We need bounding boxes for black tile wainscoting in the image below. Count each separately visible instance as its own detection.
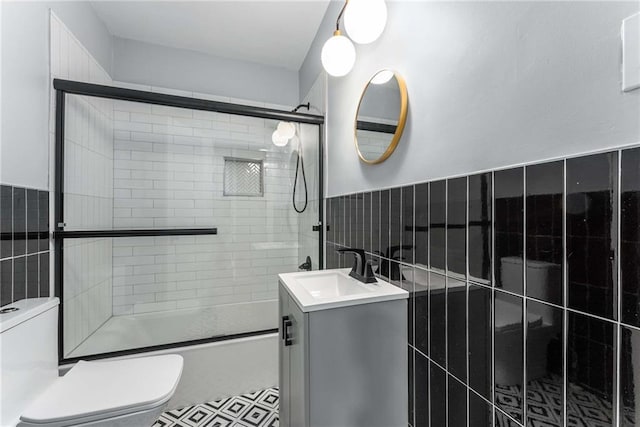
[0,185,50,307]
[325,147,640,427]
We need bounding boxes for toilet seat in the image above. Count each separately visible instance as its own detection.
[20,355,183,426]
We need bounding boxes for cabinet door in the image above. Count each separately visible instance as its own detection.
[288,299,307,426]
[278,285,291,427]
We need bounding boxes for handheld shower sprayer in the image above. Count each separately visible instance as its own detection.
[290,103,310,213]
[271,103,311,213]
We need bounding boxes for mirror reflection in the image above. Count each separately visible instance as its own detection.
[355,70,407,164]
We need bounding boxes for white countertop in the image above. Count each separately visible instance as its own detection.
[279,268,408,313]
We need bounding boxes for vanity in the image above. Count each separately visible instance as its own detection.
[278,268,408,427]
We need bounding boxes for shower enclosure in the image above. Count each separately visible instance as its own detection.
[53,79,324,362]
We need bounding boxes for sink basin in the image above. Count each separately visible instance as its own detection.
[296,271,375,299]
[279,269,408,312]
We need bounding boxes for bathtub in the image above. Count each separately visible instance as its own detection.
[62,301,279,410]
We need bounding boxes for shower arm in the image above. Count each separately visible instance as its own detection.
[292,103,310,113]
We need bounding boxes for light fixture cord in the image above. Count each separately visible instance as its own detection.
[336,0,349,31]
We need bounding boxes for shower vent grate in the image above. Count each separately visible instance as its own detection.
[223,157,264,197]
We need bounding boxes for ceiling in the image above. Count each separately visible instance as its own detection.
[90,1,331,71]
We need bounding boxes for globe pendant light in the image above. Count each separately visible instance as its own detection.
[321,30,356,77]
[344,0,387,45]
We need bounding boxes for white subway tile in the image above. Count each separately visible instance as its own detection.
[113,217,154,228]
[114,120,153,133]
[155,290,197,302]
[133,282,177,295]
[154,199,194,209]
[134,301,177,314]
[131,112,171,125]
[131,132,173,144]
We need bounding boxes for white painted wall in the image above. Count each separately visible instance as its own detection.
[112,37,300,108]
[301,1,640,197]
[1,1,112,191]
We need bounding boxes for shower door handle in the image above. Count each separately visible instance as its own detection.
[282,316,293,346]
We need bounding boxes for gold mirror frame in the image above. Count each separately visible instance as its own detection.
[354,70,408,165]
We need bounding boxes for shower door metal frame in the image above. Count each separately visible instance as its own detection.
[53,78,325,364]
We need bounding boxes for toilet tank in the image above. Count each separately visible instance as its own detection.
[500,257,561,322]
[0,298,59,426]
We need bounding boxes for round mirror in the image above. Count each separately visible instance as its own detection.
[354,70,408,164]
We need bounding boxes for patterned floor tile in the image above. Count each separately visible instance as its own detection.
[154,388,279,427]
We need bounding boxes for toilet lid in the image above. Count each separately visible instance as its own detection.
[20,355,183,424]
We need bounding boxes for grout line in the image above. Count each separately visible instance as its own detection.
[444,179,449,427]
[615,149,622,427]
[491,170,496,418]
[0,251,51,262]
[427,268,432,427]
[563,158,568,427]
[522,166,528,426]
[465,176,470,427]
[496,407,526,427]
[427,183,431,272]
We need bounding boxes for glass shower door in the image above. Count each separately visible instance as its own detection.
[54,83,323,361]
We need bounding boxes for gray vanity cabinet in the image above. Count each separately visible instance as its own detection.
[279,284,307,427]
[278,281,408,427]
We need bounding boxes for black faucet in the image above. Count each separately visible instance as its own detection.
[336,248,377,284]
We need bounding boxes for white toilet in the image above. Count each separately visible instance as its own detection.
[496,257,561,385]
[0,298,183,427]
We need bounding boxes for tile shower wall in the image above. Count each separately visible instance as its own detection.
[50,12,114,355]
[325,147,640,427]
[109,99,299,315]
[0,185,50,307]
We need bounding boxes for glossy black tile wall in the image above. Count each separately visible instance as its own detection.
[494,168,524,295]
[430,272,446,367]
[363,192,371,254]
[391,188,402,254]
[620,326,639,426]
[566,152,617,320]
[469,284,492,401]
[0,185,50,307]
[415,183,429,267]
[448,374,468,426]
[469,173,492,284]
[448,277,467,383]
[526,161,563,305]
[402,186,414,264]
[430,181,446,271]
[414,349,428,427]
[325,147,640,427]
[526,299,563,425]
[494,291,524,423]
[567,312,615,425]
[621,148,640,327]
[414,268,428,355]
